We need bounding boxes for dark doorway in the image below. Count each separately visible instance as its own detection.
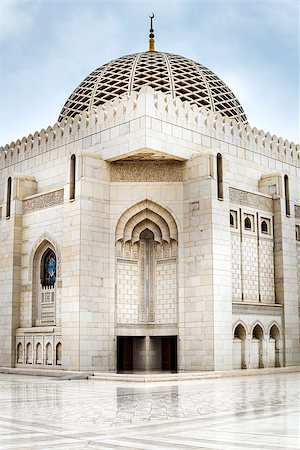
[117,337,133,372]
[162,336,177,372]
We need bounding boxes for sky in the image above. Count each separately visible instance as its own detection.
[0,0,299,146]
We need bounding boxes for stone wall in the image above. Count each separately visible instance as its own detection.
[116,260,139,323]
[156,259,177,324]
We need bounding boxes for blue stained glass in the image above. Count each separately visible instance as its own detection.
[48,257,56,278]
[42,250,56,287]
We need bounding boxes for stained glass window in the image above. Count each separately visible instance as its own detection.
[41,249,56,287]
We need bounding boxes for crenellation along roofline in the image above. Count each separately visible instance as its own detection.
[0,86,299,170]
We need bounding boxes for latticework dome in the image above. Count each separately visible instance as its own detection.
[59,51,247,123]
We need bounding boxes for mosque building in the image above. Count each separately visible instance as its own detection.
[0,19,299,373]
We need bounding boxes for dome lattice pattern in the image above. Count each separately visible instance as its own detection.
[59,52,247,123]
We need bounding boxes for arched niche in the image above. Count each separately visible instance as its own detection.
[26,342,32,364]
[233,323,247,369]
[56,342,62,365]
[16,342,23,364]
[251,323,264,369]
[45,342,53,365]
[269,323,281,368]
[115,200,178,324]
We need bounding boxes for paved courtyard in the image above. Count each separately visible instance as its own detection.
[0,372,299,449]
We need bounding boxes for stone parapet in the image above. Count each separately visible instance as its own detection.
[1,86,299,169]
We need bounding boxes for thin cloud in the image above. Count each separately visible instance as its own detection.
[0,1,35,43]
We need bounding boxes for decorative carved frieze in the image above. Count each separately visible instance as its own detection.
[295,205,300,220]
[156,258,177,265]
[232,302,282,316]
[110,161,183,182]
[23,189,64,214]
[230,188,273,212]
[116,258,138,265]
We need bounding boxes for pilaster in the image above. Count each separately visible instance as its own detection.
[273,193,300,366]
[183,151,232,371]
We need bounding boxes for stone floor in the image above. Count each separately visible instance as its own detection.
[0,372,299,449]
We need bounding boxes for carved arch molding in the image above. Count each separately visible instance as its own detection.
[115,200,178,324]
[29,232,62,281]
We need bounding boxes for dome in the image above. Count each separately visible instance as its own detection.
[58,51,247,123]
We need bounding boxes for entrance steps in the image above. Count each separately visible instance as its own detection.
[91,365,300,382]
[0,366,299,382]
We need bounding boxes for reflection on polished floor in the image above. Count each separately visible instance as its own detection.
[0,372,299,449]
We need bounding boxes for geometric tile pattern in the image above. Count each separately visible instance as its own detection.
[242,235,259,302]
[0,372,299,449]
[298,246,300,303]
[231,233,242,301]
[231,231,275,304]
[59,52,248,124]
[156,261,177,323]
[259,238,275,303]
[117,261,139,323]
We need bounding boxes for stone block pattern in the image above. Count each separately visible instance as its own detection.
[155,260,177,324]
[231,233,242,301]
[259,239,275,303]
[116,261,139,323]
[297,245,300,304]
[242,236,258,302]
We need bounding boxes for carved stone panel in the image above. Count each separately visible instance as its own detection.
[23,189,64,214]
[295,205,300,220]
[110,161,183,182]
[230,188,273,212]
[232,302,282,316]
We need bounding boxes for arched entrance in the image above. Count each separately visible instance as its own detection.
[115,200,178,372]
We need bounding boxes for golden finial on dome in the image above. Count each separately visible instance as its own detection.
[149,13,155,51]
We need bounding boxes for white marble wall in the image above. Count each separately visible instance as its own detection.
[0,87,299,371]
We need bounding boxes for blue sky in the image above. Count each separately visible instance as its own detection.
[0,0,299,146]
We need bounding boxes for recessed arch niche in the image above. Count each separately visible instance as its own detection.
[115,200,178,324]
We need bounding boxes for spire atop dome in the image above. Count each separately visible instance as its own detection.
[149,13,155,51]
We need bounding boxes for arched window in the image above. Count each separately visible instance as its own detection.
[217,153,223,200]
[69,154,76,201]
[284,175,290,216]
[261,220,268,234]
[40,249,56,287]
[56,342,62,365]
[244,217,252,230]
[6,177,12,218]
